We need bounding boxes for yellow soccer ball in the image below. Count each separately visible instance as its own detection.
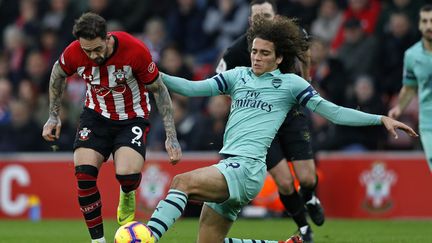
[114,221,155,243]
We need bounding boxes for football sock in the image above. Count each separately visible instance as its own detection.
[116,173,142,193]
[147,189,188,241]
[299,174,318,202]
[224,239,284,243]
[75,165,103,240]
[91,236,106,243]
[279,191,308,228]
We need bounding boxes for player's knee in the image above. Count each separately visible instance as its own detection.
[298,173,317,187]
[75,165,99,196]
[116,173,142,193]
[275,177,295,194]
[170,173,191,192]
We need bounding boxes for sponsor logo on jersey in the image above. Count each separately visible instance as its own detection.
[82,73,94,82]
[231,90,273,112]
[92,84,126,97]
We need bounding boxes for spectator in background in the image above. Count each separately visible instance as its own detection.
[86,0,120,22]
[148,96,198,151]
[118,0,157,33]
[190,95,230,151]
[39,27,61,68]
[310,0,343,44]
[24,50,50,93]
[0,99,46,152]
[0,1,19,43]
[41,0,77,49]
[0,78,13,124]
[166,0,210,64]
[138,18,167,63]
[158,43,207,112]
[375,0,425,36]
[278,0,320,30]
[17,78,40,113]
[15,0,40,46]
[310,38,348,105]
[336,18,379,81]
[159,43,194,80]
[3,25,28,85]
[331,0,381,51]
[0,52,10,80]
[314,75,387,151]
[203,0,249,62]
[377,12,417,98]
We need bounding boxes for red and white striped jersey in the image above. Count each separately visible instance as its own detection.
[59,31,159,120]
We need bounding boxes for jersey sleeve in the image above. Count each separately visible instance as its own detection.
[132,43,159,84]
[402,51,417,87]
[290,75,382,126]
[290,75,323,110]
[58,42,80,76]
[162,69,238,97]
[313,99,382,126]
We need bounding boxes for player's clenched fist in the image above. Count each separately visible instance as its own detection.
[42,116,62,141]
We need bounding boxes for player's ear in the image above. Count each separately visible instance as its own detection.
[276,56,283,65]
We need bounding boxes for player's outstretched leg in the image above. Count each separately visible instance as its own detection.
[299,175,325,226]
[116,173,142,225]
[224,235,303,243]
[147,189,188,241]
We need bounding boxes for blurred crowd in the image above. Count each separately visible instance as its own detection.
[0,0,428,153]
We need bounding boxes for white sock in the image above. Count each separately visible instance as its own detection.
[306,195,319,205]
[299,225,309,235]
[91,237,106,243]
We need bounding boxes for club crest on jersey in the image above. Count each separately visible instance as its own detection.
[78,127,91,141]
[113,68,127,84]
[272,78,282,88]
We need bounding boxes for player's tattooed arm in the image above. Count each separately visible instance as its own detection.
[42,61,68,141]
[49,61,67,118]
[146,76,182,164]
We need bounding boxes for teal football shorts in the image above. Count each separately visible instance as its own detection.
[205,155,266,221]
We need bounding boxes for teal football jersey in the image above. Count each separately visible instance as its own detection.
[162,67,381,162]
[403,41,432,129]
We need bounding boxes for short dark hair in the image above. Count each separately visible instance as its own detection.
[247,15,308,73]
[421,4,432,12]
[72,12,107,40]
[250,0,277,13]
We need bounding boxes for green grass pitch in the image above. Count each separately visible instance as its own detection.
[1,218,431,242]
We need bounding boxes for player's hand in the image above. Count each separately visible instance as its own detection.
[165,136,182,165]
[388,106,402,119]
[381,116,418,139]
[42,116,62,141]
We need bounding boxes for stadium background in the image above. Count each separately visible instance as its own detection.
[1,0,432,242]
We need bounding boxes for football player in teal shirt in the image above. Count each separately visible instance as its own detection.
[389,4,432,172]
[147,15,418,243]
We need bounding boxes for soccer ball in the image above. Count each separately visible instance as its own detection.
[114,221,155,243]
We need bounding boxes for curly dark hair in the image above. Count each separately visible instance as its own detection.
[72,12,107,40]
[247,14,309,73]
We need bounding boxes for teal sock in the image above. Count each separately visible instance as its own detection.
[147,189,188,241]
[224,238,281,243]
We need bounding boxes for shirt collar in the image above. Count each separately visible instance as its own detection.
[247,68,282,77]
